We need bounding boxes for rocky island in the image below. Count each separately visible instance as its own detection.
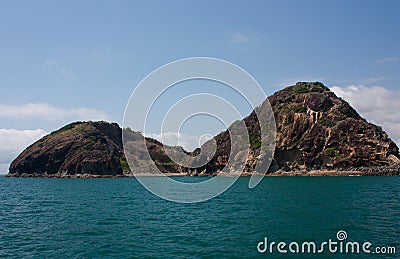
[6,82,400,177]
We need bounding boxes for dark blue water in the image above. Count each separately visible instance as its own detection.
[0,176,399,258]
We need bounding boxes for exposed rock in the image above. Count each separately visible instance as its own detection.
[8,121,124,177]
[271,82,399,170]
[196,82,400,174]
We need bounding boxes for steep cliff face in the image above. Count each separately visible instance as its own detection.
[269,82,399,170]
[197,82,400,173]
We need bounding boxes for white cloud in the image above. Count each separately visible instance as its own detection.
[43,60,76,79]
[231,32,250,43]
[331,85,400,146]
[0,163,9,174]
[144,132,212,152]
[229,31,261,45]
[0,128,47,152]
[364,76,386,83]
[0,103,110,122]
[0,128,47,174]
[376,57,398,63]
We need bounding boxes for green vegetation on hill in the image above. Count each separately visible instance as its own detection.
[285,81,328,94]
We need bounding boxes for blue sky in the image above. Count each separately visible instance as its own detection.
[0,0,399,172]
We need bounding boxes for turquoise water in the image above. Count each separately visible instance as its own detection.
[0,176,399,258]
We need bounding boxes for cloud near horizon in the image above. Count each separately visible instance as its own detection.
[144,131,213,152]
[0,103,110,174]
[331,85,400,146]
[0,103,110,122]
[0,128,47,174]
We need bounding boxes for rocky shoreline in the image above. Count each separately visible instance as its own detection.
[6,166,400,178]
[4,173,126,178]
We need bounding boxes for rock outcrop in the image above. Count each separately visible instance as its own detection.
[270,82,399,170]
[8,121,125,177]
[197,82,400,174]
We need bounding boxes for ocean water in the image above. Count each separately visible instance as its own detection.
[0,176,399,258]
